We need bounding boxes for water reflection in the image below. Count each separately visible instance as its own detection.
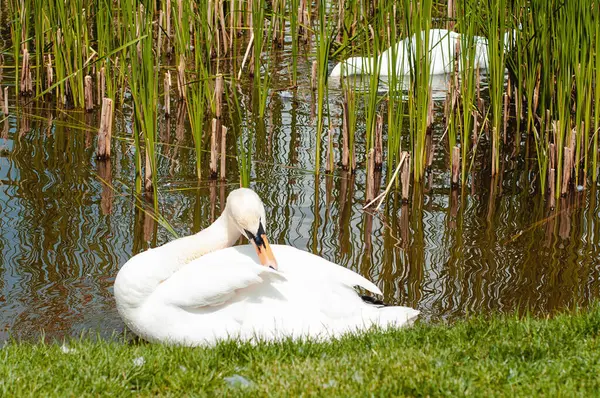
[0,76,599,343]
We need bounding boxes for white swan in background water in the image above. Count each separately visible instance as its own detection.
[330,28,515,78]
[114,188,419,346]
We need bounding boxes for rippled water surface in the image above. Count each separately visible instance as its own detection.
[1,54,600,343]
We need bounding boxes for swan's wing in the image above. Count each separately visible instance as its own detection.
[271,245,383,296]
[151,258,285,309]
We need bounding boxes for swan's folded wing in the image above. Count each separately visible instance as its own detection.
[273,245,383,296]
[151,260,284,309]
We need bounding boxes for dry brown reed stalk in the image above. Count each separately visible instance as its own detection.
[549,168,556,208]
[210,118,219,178]
[341,97,349,170]
[215,74,224,119]
[164,71,171,117]
[144,151,153,195]
[325,128,333,172]
[157,10,164,59]
[451,146,460,187]
[2,87,7,116]
[97,98,114,159]
[46,55,53,91]
[366,148,376,202]
[401,151,411,202]
[298,0,309,42]
[218,0,230,54]
[238,34,254,79]
[491,127,498,175]
[20,49,32,96]
[175,102,186,141]
[425,133,434,168]
[177,57,186,100]
[166,0,172,56]
[375,114,383,169]
[271,0,282,46]
[336,0,344,43]
[447,0,455,30]
[502,92,509,144]
[220,125,227,180]
[96,70,101,104]
[84,75,94,111]
[561,146,573,195]
[99,67,106,105]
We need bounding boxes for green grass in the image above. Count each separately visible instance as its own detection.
[2,306,600,396]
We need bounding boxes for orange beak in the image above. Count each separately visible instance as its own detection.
[250,233,278,270]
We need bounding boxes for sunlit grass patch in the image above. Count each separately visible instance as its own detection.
[2,305,600,396]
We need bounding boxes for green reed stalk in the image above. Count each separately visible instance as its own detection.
[43,0,89,107]
[186,79,206,180]
[314,0,335,173]
[173,0,191,72]
[33,0,45,96]
[573,2,594,186]
[456,1,478,183]
[251,0,272,119]
[186,4,210,180]
[385,4,405,179]
[125,1,159,205]
[363,10,382,156]
[404,0,432,181]
[8,0,24,92]
[227,83,252,187]
[515,1,546,193]
[485,0,508,176]
[251,0,265,88]
[95,0,115,100]
[289,0,299,85]
[552,0,583,196]
[594,20,600,182]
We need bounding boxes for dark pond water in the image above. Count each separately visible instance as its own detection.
[1,46,600,343]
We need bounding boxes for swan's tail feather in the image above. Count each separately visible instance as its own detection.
[370,306,420,329]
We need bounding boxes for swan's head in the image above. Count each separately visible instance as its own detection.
[226,188,278,270]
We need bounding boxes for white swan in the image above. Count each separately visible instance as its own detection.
[114,188,419,346]
[330,28,514,78]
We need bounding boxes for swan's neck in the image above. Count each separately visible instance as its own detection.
[114,213,241,310]
[168,214,242,265]
[331,56,375,77]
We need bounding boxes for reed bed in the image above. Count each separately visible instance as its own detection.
[2,0,599,208]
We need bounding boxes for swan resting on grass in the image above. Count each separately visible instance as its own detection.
[330,28,514,78]
[114,188,419,346]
